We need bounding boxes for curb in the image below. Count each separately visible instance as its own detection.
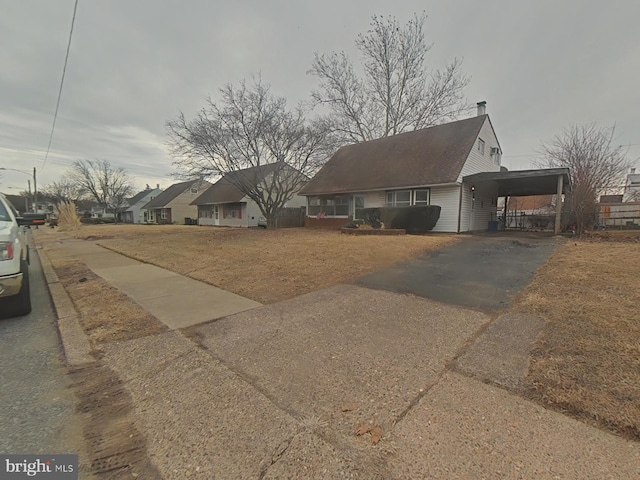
[35,244,95,367]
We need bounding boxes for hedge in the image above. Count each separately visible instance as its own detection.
[358,206,441,233]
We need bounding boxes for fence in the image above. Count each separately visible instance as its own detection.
[597,202,640,229]
[275,207,306,228]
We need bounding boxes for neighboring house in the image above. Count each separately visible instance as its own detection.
[498,194,556,230]
[122,186,163,224]
[299,103,504,232]
[599,194,624,204]
[142,179,211,225]
[192,164,307,227]
[90,206,115,219]
[622,168,640,203]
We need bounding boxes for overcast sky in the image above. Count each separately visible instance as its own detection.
[1,0,639,193]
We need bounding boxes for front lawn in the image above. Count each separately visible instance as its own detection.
[95,227,458,304]
[513,240,640,439]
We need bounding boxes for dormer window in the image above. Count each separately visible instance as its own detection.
[477,138,485,155]
[190,188,198,194]
[490,147,501,165]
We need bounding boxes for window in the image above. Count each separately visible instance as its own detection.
[160,209,168,220]
[386,189,430,206]
[414,190,429,205]
[223,204,242,219]
[478,138,485,155]
[307,196,349,216]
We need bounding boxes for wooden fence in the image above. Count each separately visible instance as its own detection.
[275,207,306,228]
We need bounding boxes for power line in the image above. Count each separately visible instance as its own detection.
[42,0,79,170]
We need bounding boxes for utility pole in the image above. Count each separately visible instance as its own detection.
[28,179,32,212]
[33,167,38,213]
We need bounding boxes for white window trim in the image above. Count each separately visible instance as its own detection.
[478,138,485,155]
[386,188,430,207]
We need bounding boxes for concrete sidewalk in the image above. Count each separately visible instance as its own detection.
[101,286,640,479]
[56,240,261,329]
[49,238,640,478]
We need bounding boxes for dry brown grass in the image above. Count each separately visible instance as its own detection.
[44,246,168,346]
[57,201,81,231]
[96,227,458,304]
[513,240,640,439]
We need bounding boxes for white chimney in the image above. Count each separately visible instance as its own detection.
[477,101,487,116]
[157,183,160,189]
[631,168,636,174]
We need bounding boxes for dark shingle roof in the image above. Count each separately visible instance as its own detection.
[299,115,487,195]
[143,180,200,209]
[191,164,281,205]
[128,189,154,205]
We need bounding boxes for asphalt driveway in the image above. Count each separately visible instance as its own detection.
[358,233,563,311]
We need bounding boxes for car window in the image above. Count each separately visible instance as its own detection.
[0,198,10,222]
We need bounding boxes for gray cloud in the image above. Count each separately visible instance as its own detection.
[1,0,639,192]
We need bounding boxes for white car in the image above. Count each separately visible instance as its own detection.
[0,193,40,317]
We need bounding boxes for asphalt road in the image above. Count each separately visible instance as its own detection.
[358,233,562,311]
[0,236,81,455]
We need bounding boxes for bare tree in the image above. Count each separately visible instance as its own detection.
[42,177,85,205]
[167,77,328,228]
[309,13,471,144]
[539,123,631,234]
[68,159,134,224]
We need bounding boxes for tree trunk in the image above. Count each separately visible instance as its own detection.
[266,212,278,229]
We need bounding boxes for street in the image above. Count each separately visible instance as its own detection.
[0,236,82,456]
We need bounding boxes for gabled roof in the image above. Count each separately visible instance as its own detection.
[299,115,488,196]
[128,188,155,206]
[191,164,295,205]
[143,180,200,209]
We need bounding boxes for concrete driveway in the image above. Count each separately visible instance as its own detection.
[358,233,563,311]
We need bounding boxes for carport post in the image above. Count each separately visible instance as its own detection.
[554,174,563,234]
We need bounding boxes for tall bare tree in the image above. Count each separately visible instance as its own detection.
[42,177,85,205]
[68,159,134,224]
[167,77,329,228]
[309,13,471,144]
[539,123,630,234]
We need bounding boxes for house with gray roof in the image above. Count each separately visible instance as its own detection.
[141,179,211,224]
[299,103,504,232]
[191,164,307,227]
[121,186,163,224]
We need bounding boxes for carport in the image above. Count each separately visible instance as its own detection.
[464,168,571,234]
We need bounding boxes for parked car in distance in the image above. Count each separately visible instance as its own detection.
[258,217,267,228]
[0,194,43,317]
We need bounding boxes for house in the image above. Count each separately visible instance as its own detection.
[141,179,211,225]
[622,168,640,202]
[499,194,556,230]
[192,164,307,227]
[121,186,163,224]
[299,102,505,232]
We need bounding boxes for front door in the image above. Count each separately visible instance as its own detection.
[353,195,365,220]
[214,205,219,226]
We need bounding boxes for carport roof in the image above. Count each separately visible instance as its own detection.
[463,168,571,197]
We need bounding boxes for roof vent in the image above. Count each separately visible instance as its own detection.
[477,101,487,116]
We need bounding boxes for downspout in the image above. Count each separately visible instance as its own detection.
[457,183,463,233]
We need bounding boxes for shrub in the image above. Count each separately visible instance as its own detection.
[359,208,383,229]
[381,206,441,233]
[57,201,81,231]
[343,219,364,229]
[79,217,116,224]
[357,206,441,233]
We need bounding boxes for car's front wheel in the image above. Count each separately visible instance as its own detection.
[3,260,32,317]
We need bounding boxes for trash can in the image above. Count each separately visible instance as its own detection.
[488,220,499,231]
